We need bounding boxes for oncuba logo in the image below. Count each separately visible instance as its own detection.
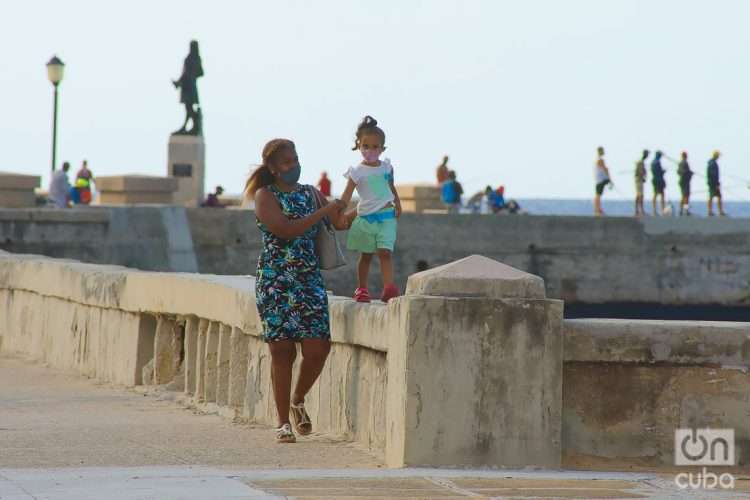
[674,429,735,490]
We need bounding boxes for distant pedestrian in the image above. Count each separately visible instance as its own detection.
[707,150,726,216]
[202,185,225,207]
[594,146,612,216]
[48,162,71,208]
[634,149,648,216]
[441,170,463,213]
[74,160,94,205]
[677,151,693,216]
[317,172,332,198]
[436,155,449,185]
[651,151,666,215]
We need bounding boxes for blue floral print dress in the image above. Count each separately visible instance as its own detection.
[255,184,330,343]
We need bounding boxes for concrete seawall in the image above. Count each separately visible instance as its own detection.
[2,207,749,313]
[2,250,749,469]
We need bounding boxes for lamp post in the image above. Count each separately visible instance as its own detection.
[46,56,65,173]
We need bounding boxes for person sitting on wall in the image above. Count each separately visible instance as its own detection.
[202,185,225,208]
[485,185,505,213]
[48,162,72,208]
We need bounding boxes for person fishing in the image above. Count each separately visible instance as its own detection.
[707,150,727,216]
[593,146,613,216]
[634,149,649,216]
[651,151,667,215]
[677,151,694,216]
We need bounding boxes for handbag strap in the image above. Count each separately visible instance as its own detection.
[307,185,332,228]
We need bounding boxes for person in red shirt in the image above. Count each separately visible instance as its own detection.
[317,171,332,198]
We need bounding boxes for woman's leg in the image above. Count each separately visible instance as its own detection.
[292,339,331,405]
[268,340,296,427]
[358,253,373,289]
[377,249,394,286]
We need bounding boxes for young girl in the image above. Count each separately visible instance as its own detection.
[341,116,402,303]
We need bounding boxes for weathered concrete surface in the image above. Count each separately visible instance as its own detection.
[2,207,750,308]
[563,318,750,469]
[0,172,40,208]
[0,355,380,469]
[386,257,563,468]
[96,175,177,205]
[5,356,742,497]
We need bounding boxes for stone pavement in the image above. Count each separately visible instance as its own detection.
[2,355,750,499]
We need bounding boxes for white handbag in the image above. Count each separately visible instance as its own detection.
[307,186,347,270]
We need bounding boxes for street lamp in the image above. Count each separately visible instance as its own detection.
[46,55,65,173]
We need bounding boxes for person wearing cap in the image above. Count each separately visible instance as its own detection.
[677,151,694,216]
[651,151,667,215]
[202,185,225,208]
[707,151,726,216]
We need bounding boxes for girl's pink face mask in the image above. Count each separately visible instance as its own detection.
[361,148,382,163]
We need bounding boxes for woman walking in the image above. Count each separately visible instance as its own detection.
[246,138,347,443]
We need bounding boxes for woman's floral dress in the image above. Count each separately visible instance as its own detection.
[255,184,330,343]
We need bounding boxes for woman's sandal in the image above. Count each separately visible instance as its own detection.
[290,402,313,436]
[276,423,296,443]
[354,287,371,303]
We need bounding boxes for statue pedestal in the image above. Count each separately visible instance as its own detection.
[168,135,205,207]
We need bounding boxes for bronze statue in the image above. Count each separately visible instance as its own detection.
[172,40,204,135]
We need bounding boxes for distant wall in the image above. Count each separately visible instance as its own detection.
[2,207,750,309]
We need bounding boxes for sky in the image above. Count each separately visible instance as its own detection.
[3,0,749,200]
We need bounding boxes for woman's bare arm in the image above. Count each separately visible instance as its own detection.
[255,188,344,240]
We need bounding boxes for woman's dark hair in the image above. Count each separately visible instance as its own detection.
[244,138,295,198]
[352,115,386,151]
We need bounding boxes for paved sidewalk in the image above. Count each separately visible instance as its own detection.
[2,355,750,498]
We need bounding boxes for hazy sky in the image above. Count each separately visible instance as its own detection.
[4,0,749,200]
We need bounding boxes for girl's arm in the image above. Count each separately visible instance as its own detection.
[312,187,353,231]
[389,173,402,217]
[340,178,357,206]
[255,188,344,240]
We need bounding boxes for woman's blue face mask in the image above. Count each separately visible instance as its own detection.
[279,164,301,185]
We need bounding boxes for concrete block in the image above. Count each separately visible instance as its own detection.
[386,295,564,468]
[96,175,178,192]
[406,254,546,300]
[97,175,177,205]
[183,316,199,395]
[0,172,41,190]
[194,319,209,401]
[153,316,181,384]
[227,327,249,409]
[215,324,232,406]
[396,184,440,200]
[0,190,36,208]
[203,321,220,402]
[168,135,205,207]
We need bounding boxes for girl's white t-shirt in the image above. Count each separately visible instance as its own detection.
[344,158,395,216]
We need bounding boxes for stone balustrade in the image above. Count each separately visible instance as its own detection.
[2,249,748,469]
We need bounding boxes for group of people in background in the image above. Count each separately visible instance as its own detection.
[595,147,727,217]
[436,155,521,214]
[47,160,95,208]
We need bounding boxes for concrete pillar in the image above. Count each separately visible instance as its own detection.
[216,324,232,406]
[228,327,249,410]
[153,316,182,385]
[194,319,209,401]
[203,321,220,402]
[135,315,157,385]
[385,255,564,468]
[183,317,200,395]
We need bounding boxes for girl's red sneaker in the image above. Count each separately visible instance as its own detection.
[354,287,371,303]
[380,284,400,303]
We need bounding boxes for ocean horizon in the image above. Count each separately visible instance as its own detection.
[513,198,750,218]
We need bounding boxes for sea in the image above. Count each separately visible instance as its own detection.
[510,199,750,218]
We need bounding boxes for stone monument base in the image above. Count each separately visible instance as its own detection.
[0,172,41,208]
[168,135,205,207]
[96,175,177,205]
